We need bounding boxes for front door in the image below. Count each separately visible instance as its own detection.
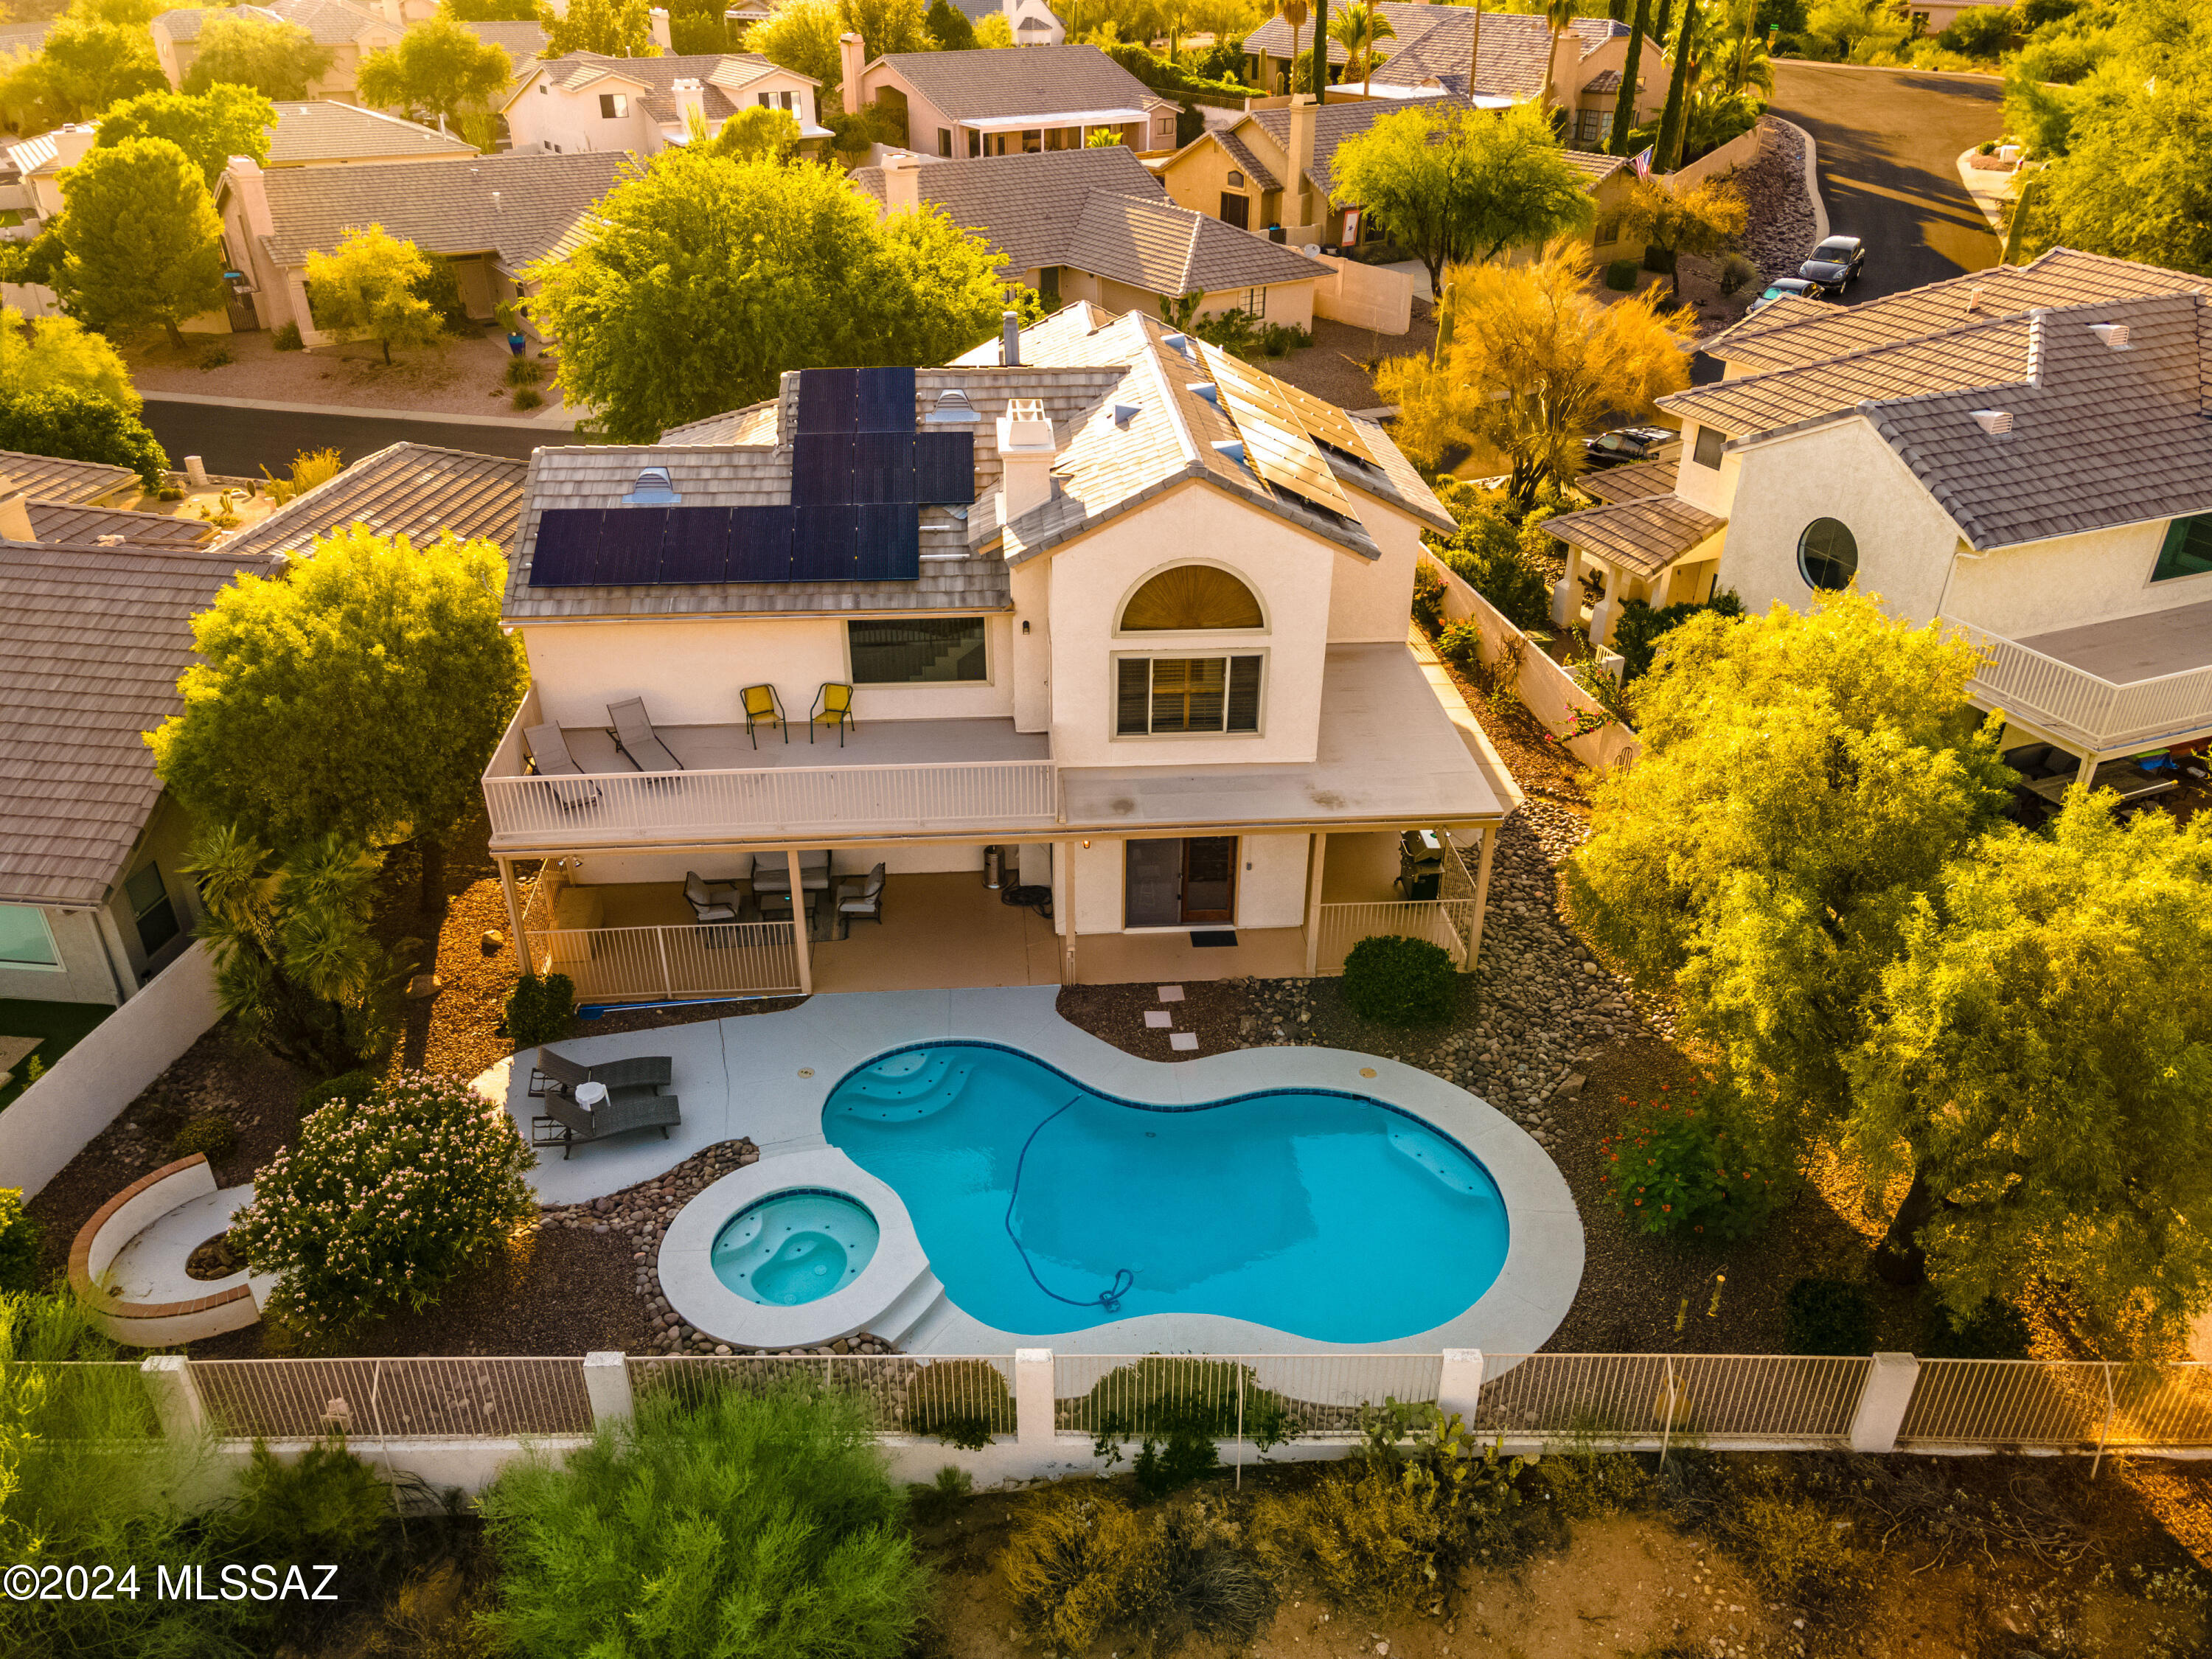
[1124,838,1237,926]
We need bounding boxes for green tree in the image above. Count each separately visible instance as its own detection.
[181,13,335,98]
[1329,0,1394,95]
[1330,102,1596,299]
[706,102,801,160]
[1309,0,1327,95]
[841,0,927,55]
[529,148,1004,441]
[1848,798,2212,1328]
[539,0,658,56]
[53,139,227,350]
[1935,3,2018,56]
[1613,0,1651,155]
[1801,0,1910,61]
[0,386,167,488]
[356,14,511,131]
[1615,173,1747,297]
[1652,0,1697,170]
[95,85,275,189]
[442,0,540,18]
[304,223,443,365]
[666,0,728,52]
[974,10,1014,44]
[0,306,139,411]
[754,0,842,84]
[925,0,975,49]
[0,18,164,127]
[185,827,406,1076]
[67,0,166,25]
[147,524,529,912]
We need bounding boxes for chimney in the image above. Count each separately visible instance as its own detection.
[647,7,672,51]
[226,153,274,239]
[1287,94,1316,223]
[882,151,921,214]
[0,488,32,542]
[1000,307,1020,366]
[49,124,95,173]
[996,397,1054,524]
[672,77,707,133]
[839,31,867,116]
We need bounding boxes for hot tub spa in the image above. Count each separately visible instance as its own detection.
[712,1189,880,1307]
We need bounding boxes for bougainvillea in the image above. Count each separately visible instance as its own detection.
[1597,1081,1786,1242]
[232,1071,535,1340]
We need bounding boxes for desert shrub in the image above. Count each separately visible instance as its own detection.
[299,1068,378,1113]
[1922,1293,2031,1359]
[1529,1439,1649,1519]
[1598,1081,1784,1242]
[1784,1277,1876,1357]
[1341,933,1457,1025]
[233,1071,536,1341]
[903,1357,1015,1447]
[0,1188,42,1293]
[1936,2,2018,56]
[504,355,544,386]
[1003,1487,1167,1652]
[1427,487,1554,631]
[261,446,342,505]
[512,386,544,411]
[1147,1501,1274,1644]
[481,1383,929,1659]
[1716,1462,1871,1608]
[1718,251,1759,296]
[1610,591,1745,682]
[1435,616,1485,675]
[504,972,575,1047]
[170,1113,238,1162]
[1412,559,1447,630]
[412,256,473,335]
[221,1438,387,1562]
[1604,257,1639,291]
[1133,1428,1220,1497]
[908,1464,972,1526]
[198,343,234,370]
[271,321,303,350]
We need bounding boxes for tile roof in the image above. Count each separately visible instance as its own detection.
[1244,7,1637,100]
[870,44,1152,123]
[853,147,1328,296]
[220,442,531,559]
[266,100,477,165]
[518,49,810,123]
[25,501,216,548]
[1703,246,2202,375]
[1538,491,1725,577]
[456,18,546,63]
[2,543,274,907]
[1211,125,1280,193]
[658,399,781,446]
[257,149,632,268]
[0,449,139,504]
[159,0,387,45]
[0,21,50,58]
[1576,458,1677,504]
[1244,91,1467,197]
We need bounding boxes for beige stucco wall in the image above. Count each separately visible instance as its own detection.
[1327,491,1422,641]
[1199,281,1315,331]
[1158,133,1279,232]
[1067,830,1310,933]
[105,795,204,988]
[0,905,119,1006]
[518,613,1018,731]
[1943,517,2212,639]
[1671,423,1740,517]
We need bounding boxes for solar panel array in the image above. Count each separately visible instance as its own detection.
[1197,344,1354,520]
[528,366,975,588]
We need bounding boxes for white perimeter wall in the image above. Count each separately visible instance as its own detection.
[0,942,221,1197]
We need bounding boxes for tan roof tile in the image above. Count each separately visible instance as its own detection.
[258,148,631,268]
[1539,491,1725,577]
[266,100,476,165]
[872,44,1152,123]
[221,442,529,559]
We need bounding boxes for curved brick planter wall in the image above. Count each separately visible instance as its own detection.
[69,1154,261,1347]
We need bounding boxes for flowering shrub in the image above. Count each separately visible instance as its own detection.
[233,1071,536,1341]
[1597,1082,1784,1242]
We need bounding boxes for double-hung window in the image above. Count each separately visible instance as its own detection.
[1115,655,1262,736]
[599,93,627,119]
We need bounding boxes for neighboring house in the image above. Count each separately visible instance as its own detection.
[479,306,1510,1004]
[6,125,94,226]
[842,41,1178,157]
[1240,5,1667,145]
[1006,0,1063,46]
[0,542,274,1006]
[152,1,408,102]
[22,501,215,548]
[852,147,1333,330]
[214,147,629,341]
[1542,247,2212,782]
[0,449,143,507]
[0,20,53,58]
[1158,91,1637,262]
[501,50,830,155]
[1907,0,2014,35]
[219,440,529,557]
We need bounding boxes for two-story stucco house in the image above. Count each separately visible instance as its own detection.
[841,41,1179,157]
[501,49,831,155]
[479,305,1512,1005]
[152,0,408,102]
[1540,248,2212,785]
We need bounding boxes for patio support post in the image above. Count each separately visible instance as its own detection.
[1060,841,1077,984]
[495,855,528,975]
[2074,748,2098,786]
[140,1354,207,1439]
[1302,831,1328,976]
[1466,823,1498,964]
[785,845,813,995]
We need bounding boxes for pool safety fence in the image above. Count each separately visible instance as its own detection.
[47,1352,2212,1471]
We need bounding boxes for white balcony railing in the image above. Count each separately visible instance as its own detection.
[1312,900,1475,974]
[484,758,1062,844]
[526,920,804,1003]
[1947,616,2212,752]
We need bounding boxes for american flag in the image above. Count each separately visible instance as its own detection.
[1631,147,1655,180]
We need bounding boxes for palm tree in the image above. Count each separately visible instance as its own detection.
[1329,1,1397,96]
[1278,0,1309,95]
[1535,0,1583,116]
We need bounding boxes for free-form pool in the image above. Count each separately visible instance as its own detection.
[711,1189,880,1306]
[824,1043,1509,1342]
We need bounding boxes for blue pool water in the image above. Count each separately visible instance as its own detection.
[823,1043,1509,1341]
[712,1189,881,1306]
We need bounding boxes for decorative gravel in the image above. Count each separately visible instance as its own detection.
[1732,115,1823,287]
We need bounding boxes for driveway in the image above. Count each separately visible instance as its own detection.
[141,397,566,476]
[1767,61,2005,300]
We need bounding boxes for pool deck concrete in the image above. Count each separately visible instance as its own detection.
[477,987,1582,1357]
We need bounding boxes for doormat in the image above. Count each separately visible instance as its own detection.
[1189,931,1239,947]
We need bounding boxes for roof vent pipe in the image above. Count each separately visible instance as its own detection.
[2090,321,2131,350]
[1965,282,1981,313]
[1970,408,2013,435]
[1001,309,1020,367]
[1187,381,1219,406]
[1113,400,1140,426]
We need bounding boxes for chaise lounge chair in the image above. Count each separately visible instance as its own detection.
[524,724,602,810]
[529,1048,681,1159]
[606,697,684,773]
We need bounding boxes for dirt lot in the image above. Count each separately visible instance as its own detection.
[126,323,574,420]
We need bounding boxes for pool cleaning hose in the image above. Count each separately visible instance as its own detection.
[1005,1096,1135,1314]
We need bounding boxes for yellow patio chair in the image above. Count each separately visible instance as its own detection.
[740,683,786,748]
[810,681,856,746]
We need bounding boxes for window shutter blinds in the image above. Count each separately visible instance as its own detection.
[1227,655,1261,731]
[1116,658,1150,734]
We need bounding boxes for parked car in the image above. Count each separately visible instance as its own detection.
[1797,235,1866,297]
[1749,276,1822,314]
[1582,425,1674,467]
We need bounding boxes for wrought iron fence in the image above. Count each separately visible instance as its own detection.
[1898,1359,2212,1453]
[625,1353,1018,1439]
[1472,1353,1871,1447]
[187,1357,594,1441]
[1051,1352,1444,1441]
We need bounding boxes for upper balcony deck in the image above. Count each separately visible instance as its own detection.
[1947,598,2212,757]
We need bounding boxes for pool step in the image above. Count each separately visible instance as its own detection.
[872,1268,948,1349]
[836,1051,974,1122]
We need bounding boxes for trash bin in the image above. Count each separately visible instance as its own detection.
[983,846,1004,890]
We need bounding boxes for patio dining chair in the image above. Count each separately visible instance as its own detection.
[524,723,602,810]
[810,682,856,746]
[684,870,742,923]
[835,863,887,937]
[607,697,683,773]
[741,683,786,748]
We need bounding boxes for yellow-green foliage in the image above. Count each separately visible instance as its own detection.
[1249,1465,1459,1611]
[1001,1487,1165,1652]
[1528,1446,1649,1520]
[1717,1463,1871,1607]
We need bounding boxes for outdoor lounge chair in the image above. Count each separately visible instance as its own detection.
[835,863,886,936]
[684,871,742,922]
[524,724,602,810]
[529,1048,681,1159]
[810,682,855,745]
[607,698,684,773]
[741,683,786,747]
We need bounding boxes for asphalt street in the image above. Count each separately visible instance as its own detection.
[139,397,573,478]
[1767,60,2006,301]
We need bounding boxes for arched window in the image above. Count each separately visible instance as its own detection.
[1797,518,1859,591]
[1119,564,1265,632]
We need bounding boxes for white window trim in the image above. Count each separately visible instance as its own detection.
[1110,559,1272,639]
[1109,647,1269,741]
[0,903,65,971]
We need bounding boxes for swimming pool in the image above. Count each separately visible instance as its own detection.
[823,1042,1510,1343]
[711,1189,880,1306]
